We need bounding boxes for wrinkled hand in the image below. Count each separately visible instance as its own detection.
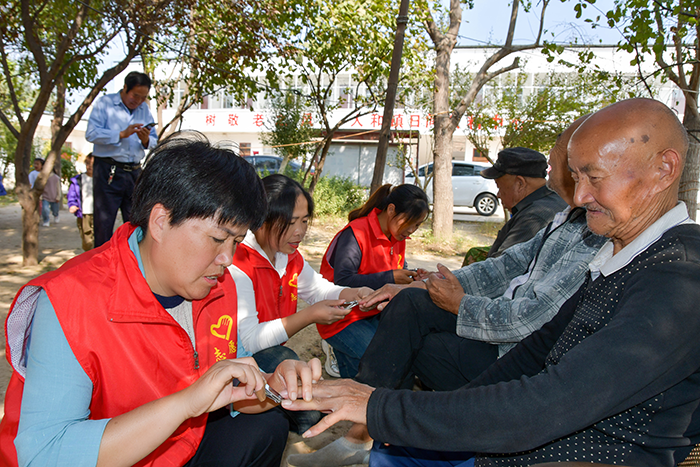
[270,358,323,402]
[281,378,374,437]
[425,264,464,315]
[180,357,265,419]
[393,269,417,284]
[358,283,409,311]
[308,300,353,325]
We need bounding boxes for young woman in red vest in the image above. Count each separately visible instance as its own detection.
[287,183,429,467]
[229,174,371,433]
[318,183,429,378]
[0,134,321,467]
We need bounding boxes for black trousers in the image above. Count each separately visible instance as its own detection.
[184,407,289,467]
[93,157,141,247]
[355,287,499,391]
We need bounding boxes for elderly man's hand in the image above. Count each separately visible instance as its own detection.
[281,379,374,437]
[425,264,464,315]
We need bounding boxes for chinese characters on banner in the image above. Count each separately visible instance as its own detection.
[201,111,439,132]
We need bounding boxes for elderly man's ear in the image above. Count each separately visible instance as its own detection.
[656,148,682,191]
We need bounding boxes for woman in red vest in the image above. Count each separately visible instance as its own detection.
[287,183,429,467]
[229,174,371,433]
[318,183,429,378]
[0,133,321,467]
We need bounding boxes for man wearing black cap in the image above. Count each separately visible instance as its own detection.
[481,147,567,258]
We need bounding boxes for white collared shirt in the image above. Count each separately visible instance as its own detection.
[589,202,694,281]
[229,230,346,354]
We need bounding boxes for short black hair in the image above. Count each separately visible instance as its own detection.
[130,131,267,233]
[124,71,152,92]
[260,174,314,244]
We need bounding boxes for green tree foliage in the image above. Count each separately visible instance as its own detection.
[146,0,308,138]
[284,0,427,194]
[0,0,192,265]
[464,70,638,155]
[413,0,552,239]
[259,89,319,174]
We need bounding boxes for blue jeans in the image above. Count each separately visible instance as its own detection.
[252,345,322,434]
[325,314,381,378]
[41,200,59,224]
[369,443,475,467]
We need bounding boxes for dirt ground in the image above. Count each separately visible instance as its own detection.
[0,202,497,466]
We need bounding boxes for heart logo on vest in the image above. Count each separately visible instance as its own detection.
[211,315,233,340]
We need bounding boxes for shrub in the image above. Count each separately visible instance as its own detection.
[311,176,365,217]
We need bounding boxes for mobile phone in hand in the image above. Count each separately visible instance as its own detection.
[143,122,156,129]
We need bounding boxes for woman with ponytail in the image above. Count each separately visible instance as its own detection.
[318,183,429,378]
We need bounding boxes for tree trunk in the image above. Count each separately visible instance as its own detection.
[431,37,455,239]
[681,105,700,221]
[15,134,40,266]
[19,187,41,266]
[370,0,411,195]
[308,137,333,195]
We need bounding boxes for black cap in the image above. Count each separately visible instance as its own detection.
[480,147,547,179]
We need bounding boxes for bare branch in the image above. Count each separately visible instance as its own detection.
[633,43,655,96]
[0,109,20,139]
[503,0,520,48]
[21,0,48,83]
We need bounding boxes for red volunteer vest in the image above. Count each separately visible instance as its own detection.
[0,223,239,467]
[318,208,405,339]
[232,243,304,323]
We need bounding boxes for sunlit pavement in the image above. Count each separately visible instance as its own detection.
[453,206,505,223]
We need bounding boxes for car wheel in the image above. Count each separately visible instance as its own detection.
[475,193,498,216]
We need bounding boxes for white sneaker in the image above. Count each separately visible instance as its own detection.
[53,215,59,223]
[321,340,340,378]
[41,221,49,227]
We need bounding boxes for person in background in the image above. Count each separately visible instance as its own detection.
[229,173,371,434]
[86,71,158,248]
[462,147,567,265]
[0,173,6,197]
[40,166,61,227]
[67,153,95,251]
[286,98,700,467]
[28,158,43,188]
[0,132,320,467]
[287,184,429,467]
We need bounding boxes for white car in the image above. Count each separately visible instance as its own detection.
[406,161,499,216]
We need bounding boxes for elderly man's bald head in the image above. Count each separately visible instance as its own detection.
[568,98,687,254]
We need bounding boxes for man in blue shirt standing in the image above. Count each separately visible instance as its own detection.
[86,71,158,247]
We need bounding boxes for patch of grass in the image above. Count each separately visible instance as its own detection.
[313,211,500,259]
[410,227,475,256]
[0,190,18,207]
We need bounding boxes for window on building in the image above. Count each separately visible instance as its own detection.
[472,149,488,162]
[240,143,251,156]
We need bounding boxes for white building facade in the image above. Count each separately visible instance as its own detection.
[53,45,683,186]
